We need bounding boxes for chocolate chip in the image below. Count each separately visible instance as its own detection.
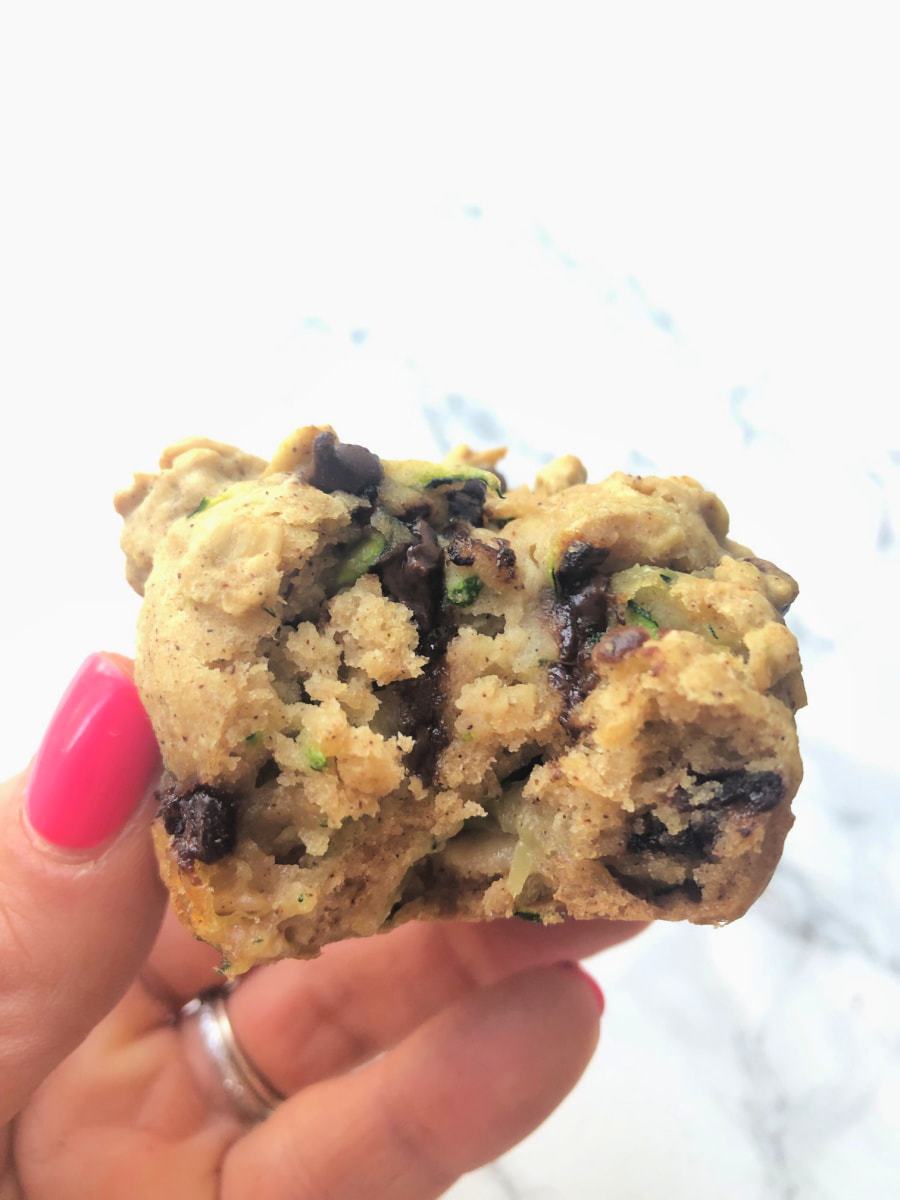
[447,535,476,567]
[696,769,785,814]
[554,542,610,595]
[742,557,797,614]
[396,503,432,524]
[447,478,488,524]
[303,431,383,496]
[593,626,649,663]
[626,811,718,860]
[377,518,444,635]
[494,540,516,580]
[447,532,516,580]
[606,863,703,903]
[158,784,238,867]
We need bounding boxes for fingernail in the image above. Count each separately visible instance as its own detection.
[561,962,605,1015]
[26,653,160,849]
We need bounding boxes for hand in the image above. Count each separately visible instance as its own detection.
[1,654,643,1200]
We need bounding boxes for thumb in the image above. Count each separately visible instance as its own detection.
[0,653,164,1124]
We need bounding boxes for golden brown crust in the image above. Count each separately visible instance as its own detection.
[115,438,266,594]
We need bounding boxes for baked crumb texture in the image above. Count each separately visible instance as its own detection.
[116,426,805,973]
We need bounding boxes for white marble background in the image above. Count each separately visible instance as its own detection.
[1,5,898,1197]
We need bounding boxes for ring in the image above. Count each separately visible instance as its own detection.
[181,988,285,1122]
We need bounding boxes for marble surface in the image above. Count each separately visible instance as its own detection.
[2,9,899,1196]
[3,202,898,1200]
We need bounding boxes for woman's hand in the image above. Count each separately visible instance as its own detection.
[1,654,642,1200]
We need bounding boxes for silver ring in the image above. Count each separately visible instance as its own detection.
[181,988,285,1122]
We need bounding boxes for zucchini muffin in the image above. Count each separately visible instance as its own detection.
[116,426,805,973]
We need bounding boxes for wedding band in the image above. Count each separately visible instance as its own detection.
[181,988,285,1122]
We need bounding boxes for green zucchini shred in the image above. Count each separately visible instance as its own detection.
[626,600,660,636]
[334,530,388,588]
[446,575,483,607]
[306,746,328,771]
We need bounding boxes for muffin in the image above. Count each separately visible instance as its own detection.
[116,426,804,972]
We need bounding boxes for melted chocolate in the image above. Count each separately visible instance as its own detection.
[376,518,453,784]
[159,784,238,867]
[393,662,449,786]
[548,541,610,726]
[376,518,444,636]
[555,542,609,592]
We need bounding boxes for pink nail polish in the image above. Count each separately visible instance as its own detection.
[26,653,160,849]
[561,962,605,1015]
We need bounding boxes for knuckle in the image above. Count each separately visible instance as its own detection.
[378,1081,456,1195]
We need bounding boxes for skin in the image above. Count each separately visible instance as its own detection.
[0,677,644,1200]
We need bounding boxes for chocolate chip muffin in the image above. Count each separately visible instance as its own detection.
[115,426,805,973]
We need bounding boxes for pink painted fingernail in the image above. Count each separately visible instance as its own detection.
[561,962,606,1015]
[26,653,160,849]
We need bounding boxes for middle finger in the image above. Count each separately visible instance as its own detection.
[224,915,644,1097]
